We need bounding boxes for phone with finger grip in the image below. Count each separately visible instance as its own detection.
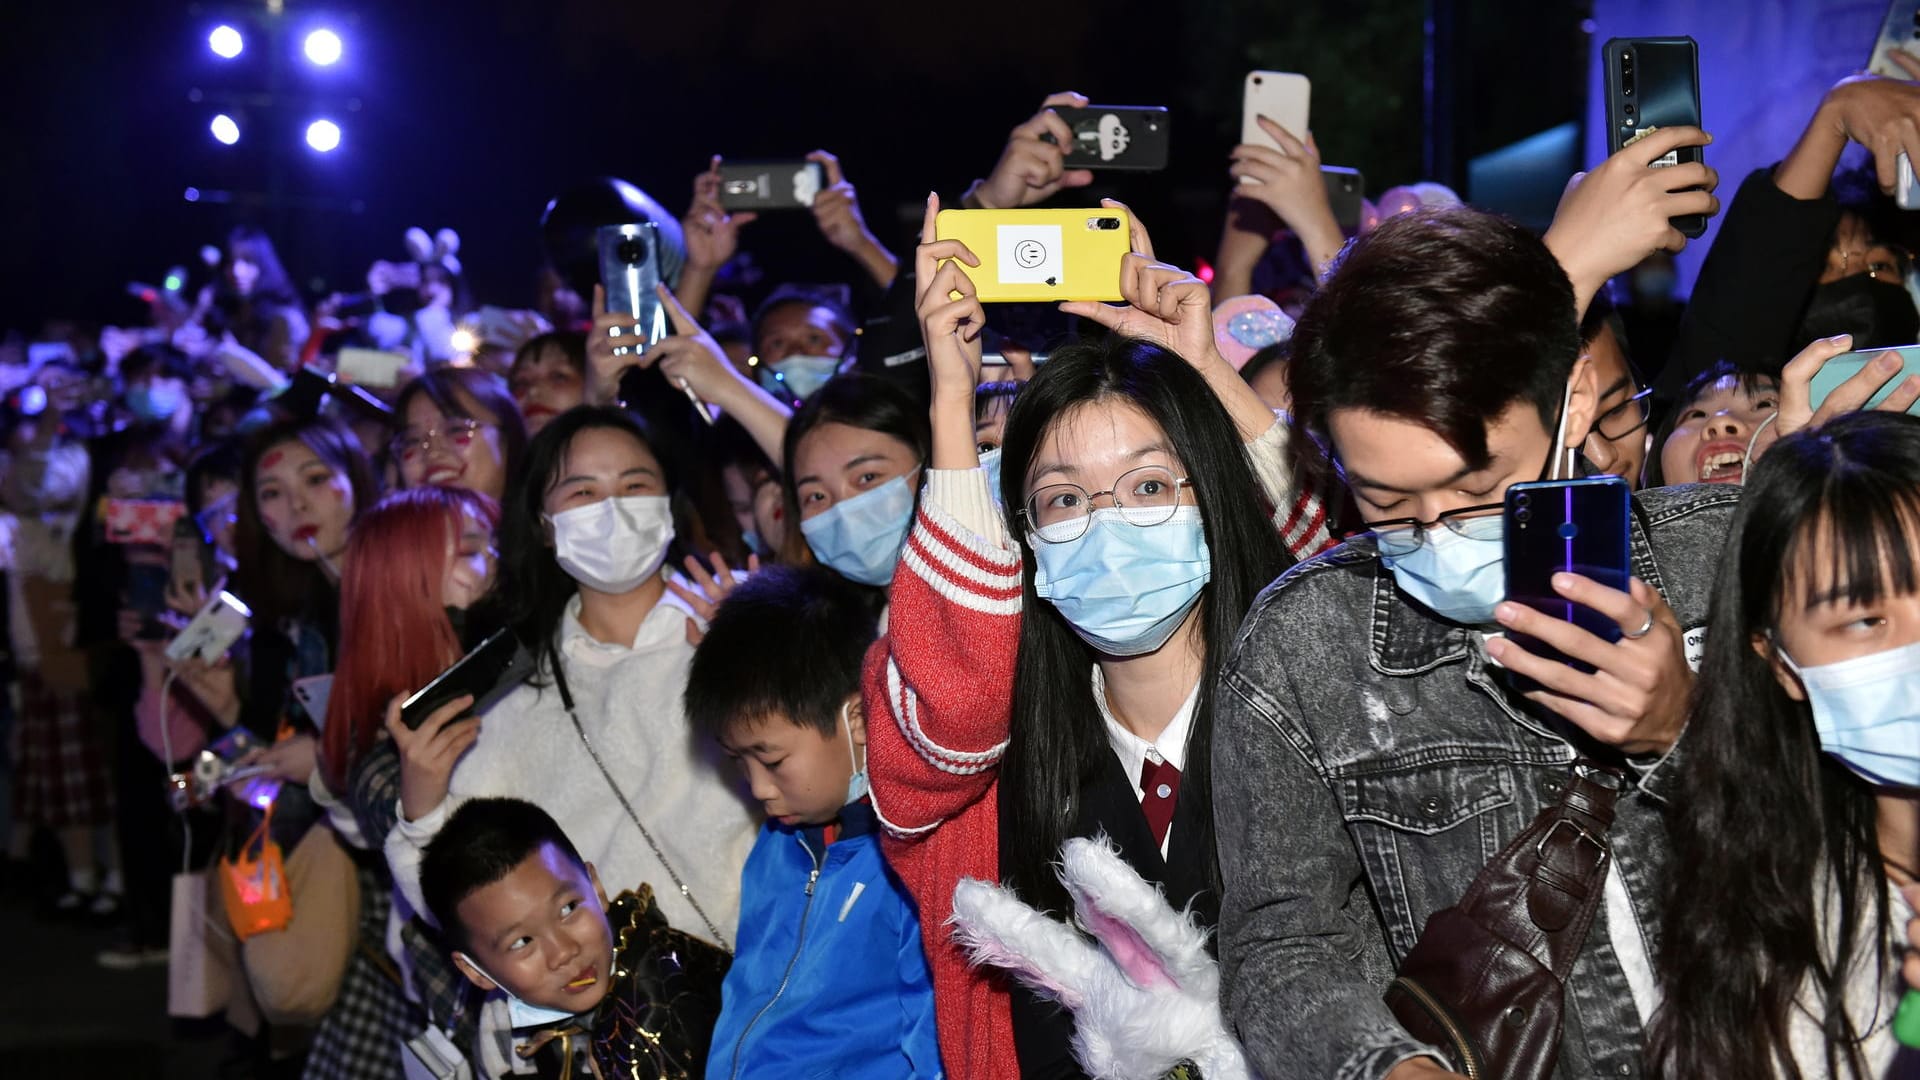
[596,223,668,356]
[1503,477,1631,688]
[1808,345,1920,416]
[1047,106,1171,172]
[716,160,826,210]
[399,627,534,730]
[933,208,1132,303]
[1603,36,1705,238]
[1870,1,1920,78]
[1241,71,1310,156]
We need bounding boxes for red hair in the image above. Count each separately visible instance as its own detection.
[321,486,500,792]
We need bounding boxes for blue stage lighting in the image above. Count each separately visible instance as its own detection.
[306,119,342,152]
[209,25,244,59]
[304,29,342,66]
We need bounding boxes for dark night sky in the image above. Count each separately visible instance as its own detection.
[0,0,1584,337]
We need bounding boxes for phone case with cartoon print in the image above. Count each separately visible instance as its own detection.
[1048,106,1171,172]
[934,208,1133,303]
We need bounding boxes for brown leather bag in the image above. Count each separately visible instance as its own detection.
[1383,762,1623,1080]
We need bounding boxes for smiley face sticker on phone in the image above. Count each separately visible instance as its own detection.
[997,224,1065,286]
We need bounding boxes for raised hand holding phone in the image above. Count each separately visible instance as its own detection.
[685,156,758,271]
[807,150,897,288]
[916,193,988,471]
[967,92,1097,210]
[1774,334,1920,444]
[1542,125,1719,319]
[386,692,480,823]
[1228,116,1345,273]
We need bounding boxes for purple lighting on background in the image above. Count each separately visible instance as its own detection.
[208,25,243,59]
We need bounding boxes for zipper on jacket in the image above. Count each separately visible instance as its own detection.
[728,838,823,1080]
[1391,976,1484,1080]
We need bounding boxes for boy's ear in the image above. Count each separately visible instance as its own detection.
[844,694,868,749]
[586,861,609,908]
[451,951,498,993]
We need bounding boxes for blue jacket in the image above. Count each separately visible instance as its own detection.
[707,800,944,1080]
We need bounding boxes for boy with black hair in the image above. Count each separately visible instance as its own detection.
[1212,131,1738,1080]
[684,565,942,1079]
[421,797,728,1079]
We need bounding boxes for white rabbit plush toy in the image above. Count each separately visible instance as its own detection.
[948,835,1252,1080]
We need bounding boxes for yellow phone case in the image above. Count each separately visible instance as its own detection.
[934,208,1132,303]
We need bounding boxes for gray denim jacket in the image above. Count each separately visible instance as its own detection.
[1212,483,1740,1080]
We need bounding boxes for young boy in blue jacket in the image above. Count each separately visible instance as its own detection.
[686,566,944,1079]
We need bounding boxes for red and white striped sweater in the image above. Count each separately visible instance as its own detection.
[861,419,1334,1079]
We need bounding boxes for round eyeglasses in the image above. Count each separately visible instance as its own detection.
[1021,465,1193,544]
[390,418,488,461]
[1342,500,1505,558]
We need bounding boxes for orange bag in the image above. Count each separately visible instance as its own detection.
[219,804,293,940]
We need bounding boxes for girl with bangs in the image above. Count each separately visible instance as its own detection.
[1652,410,1920,1078]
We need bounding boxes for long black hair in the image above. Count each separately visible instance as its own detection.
[996,336,1290,915]
[495,405,679,680]
[1650,410,1920,1080]
[232,416,378,629]
[395,367,531,490]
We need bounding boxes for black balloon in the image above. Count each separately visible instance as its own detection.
[538,177,687,299]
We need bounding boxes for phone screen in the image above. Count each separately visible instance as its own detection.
[1503,478,1631,681]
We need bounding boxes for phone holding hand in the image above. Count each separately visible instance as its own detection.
[1502,477,1632,691]
[1603,36,1706,238]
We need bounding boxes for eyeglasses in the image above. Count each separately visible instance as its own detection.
[1021,465,1193,544]
[1591,386,1653,442]
[1342,501,1505,557]
[390,418,488,460]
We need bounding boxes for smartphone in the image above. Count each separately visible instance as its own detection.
[933,208,1133,303]
[597,223,669,357]
[398,627,535,730]
[1807,344,1920,415]
[164,589,252,664]
[291,674,333,731]
[717,160,826,210]
[1900,153,1920,212]
[1047,106,1171,172]
[1869,1,1920,77]
[170,514,215,600]
[273,366,335,421]
[1503,477,1632,682]
[1323,166,1365,232]
[1242,71,1311,155]
[334,347,409,389]
[1603,36,1706,239]
[103,498,186,545]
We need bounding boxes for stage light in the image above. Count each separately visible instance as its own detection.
[210,114,240,145]
[305,119,341,152]
[209,25,244,59]
[303,28,342,67]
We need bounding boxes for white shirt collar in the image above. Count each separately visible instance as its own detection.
[560,570,696,659]
[1094,665,1201,784]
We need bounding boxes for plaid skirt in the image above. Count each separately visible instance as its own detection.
[302,858,421,1080]
[10,671,111,828]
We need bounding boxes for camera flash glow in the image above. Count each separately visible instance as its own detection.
[304,28,342,66]
[209,25,244,59]
[305,119,341,152]
[210,114,240,145]
[449,328,478,355]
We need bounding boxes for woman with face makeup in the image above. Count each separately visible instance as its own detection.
[392,368,529,503]
[380,405,758,1077]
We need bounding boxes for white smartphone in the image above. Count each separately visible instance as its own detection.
[1900,153,1920,211]
[335,347,409,389]
[1242,71,1312,156]
[1869,1,1920,77]
[292,674,335,730]
[164,589,252,665]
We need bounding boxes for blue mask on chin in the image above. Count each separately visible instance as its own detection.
[459,954,586,1030]
[800,471,919,587]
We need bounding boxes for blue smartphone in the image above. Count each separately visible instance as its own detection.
[1807,345,1920,416]
[1503,477,1631,681]
[596,223,668,357]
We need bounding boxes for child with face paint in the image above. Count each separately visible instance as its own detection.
[860,196,1313,1079]
[1651,411,1920,1079]
[382,406,757,1076]
[685,566,942,1079]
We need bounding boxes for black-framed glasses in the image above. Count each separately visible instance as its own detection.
[1340,501,1505,557]
[1591,386,1653,441]
[389,418,488,461]
[1021,465,1193,543]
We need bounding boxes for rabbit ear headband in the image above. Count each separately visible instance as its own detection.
[404,226,462,277]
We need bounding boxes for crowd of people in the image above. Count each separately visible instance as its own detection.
[12,57,1920,1080]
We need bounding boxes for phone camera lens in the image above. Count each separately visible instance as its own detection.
[1515,508,1531,524]
[617,239,646,264]
[1624,104,1636,118]
[1516,492,1531,507]
[1096,218,1122,231]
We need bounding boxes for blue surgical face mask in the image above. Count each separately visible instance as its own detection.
[742,527,767,557]
[758,354,842,402]
[841,700,868,804]
[1379,515,1506,625]
[978,447,1005,508]
[800,470,919,587]
[1031,506,1213,657]
[458,953,585,1030]
[128,380,185,423]
[1782,640,1920,787]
